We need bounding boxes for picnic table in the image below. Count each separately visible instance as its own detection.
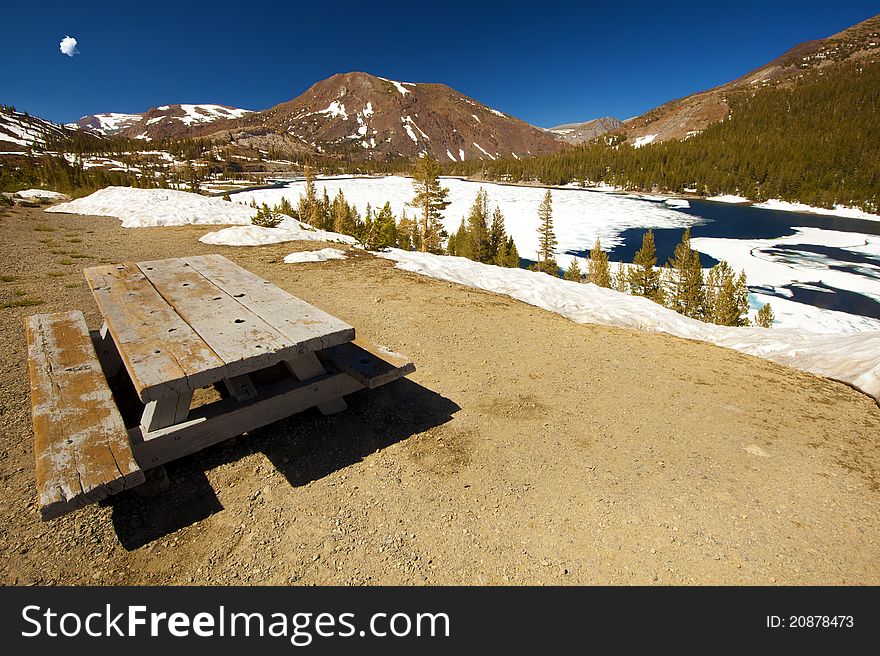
[25,254,415,520]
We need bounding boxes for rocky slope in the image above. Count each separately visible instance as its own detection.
[0,108,73,152]
[73,104,253,139]
[183,72,565,162]
[623,12,880,145]
[546,117,623,144]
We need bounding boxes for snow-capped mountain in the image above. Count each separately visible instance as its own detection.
[119,72,564,161]
[0,108,75,152]
[622,13,880,145]
[73,104,253,139]
[545,117,624,145]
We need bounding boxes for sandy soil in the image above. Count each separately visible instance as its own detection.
[1,204,878,585]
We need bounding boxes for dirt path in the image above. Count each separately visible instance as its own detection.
[1,204,878,585]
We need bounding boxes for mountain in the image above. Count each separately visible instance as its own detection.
[102,72,564,162]
[1,107,77,152]
[73,104,253,139]
[623,13,880,145]
[545,117,623,144]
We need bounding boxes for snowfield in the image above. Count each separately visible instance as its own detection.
[376,249,880,403]
[236,175,704,262]
[236,176,880,334]
[46,184,880,336]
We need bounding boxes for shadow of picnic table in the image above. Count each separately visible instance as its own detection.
[107,378,459,551]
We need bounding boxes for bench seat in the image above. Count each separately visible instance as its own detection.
[317,338,416,389]
[25,311,144,520]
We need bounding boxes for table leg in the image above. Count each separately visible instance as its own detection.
[141,391,194,433]
[92,321,123,378]
[285,352,348,415]
[223,374,258,401]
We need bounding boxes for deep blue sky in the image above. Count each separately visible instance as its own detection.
[3,0,878,128]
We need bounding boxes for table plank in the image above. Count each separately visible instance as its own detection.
[84,263,227,401]
[182,255,355,353]
[137,258,303,376]
[27,311,145,519]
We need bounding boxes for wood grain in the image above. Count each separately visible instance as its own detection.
[317,339,416,389]
[182,255,355,353]
[25,311,144,520]
[84,263,226,402]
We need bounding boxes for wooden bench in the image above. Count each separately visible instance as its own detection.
[25,311,144,520]
[129,334,416,469]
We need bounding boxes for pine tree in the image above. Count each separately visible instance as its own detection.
[706,261,750,326]
[397,209,416,251]
[298,164,318,226]
[409,155,450,253]
[500,237,520,268]
[371,201,397,249]
[252,202,282,228]
[666,228,704,318]
[564,258,582,282]
[613,261,628,292]
[755,302,775,328]
[587,238,612,288]
[447,218,468,257]
[466,188,491,263]
[628,230,663,303]
[535,189,558,275]
[488,205,507,262]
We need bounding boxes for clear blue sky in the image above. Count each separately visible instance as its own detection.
[3,0,878,128]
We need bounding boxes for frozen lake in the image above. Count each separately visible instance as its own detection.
[233,176,880,334]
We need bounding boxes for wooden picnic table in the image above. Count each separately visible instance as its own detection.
[27,254,414,519]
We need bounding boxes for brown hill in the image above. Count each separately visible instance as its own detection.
[623,13,880,144]
[129,72,565,162]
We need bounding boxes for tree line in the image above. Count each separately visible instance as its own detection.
[441,61,880,214]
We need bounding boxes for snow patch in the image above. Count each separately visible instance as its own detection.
[283,248,349,263]
[632,134,657,148]
[46,186,258,228]
[375,249,880,403]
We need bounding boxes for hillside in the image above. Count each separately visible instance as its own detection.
[74,104,253,139]
[446,14,880,212]
[0,107,76,153]
[623,13,880,144]
[546,117,623,144]
[178,72,564,163]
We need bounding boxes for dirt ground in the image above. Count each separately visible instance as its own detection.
[1,204,878,585]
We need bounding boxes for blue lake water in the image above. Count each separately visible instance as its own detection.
[565,198,880,320]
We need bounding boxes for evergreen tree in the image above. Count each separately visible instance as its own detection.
[498,237,520,268]
[488,205,507,262]
[465,188,492,263]
[535,189,558,275]
[564,258,583,282]
[706,261,750,326]
[397,209,417,251]
[447,218,469,257]
[409,155,450,253]
[666,228,705,318]
[755,302,775,328]
[613,261,628,292]
[252,202,282,228]
[377,206,395,248]
[628,230,663,303]
[587,238,612,288]
[298,164,319,226]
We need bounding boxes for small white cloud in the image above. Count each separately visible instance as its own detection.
[59,36,79,57]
